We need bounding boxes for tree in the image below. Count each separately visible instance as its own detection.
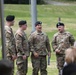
[4,0,45,4]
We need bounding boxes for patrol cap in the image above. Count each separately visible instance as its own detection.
[6,15,15,21]
[19,20,27,26]
[35,21,42,27]
[0,59,13,75]
[56,22,64,28]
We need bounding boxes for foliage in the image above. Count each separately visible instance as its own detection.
[52,0,76,1]
[4,0,29,4]
[4,0,45,4]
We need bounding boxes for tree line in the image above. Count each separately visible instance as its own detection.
[4,0,45,4]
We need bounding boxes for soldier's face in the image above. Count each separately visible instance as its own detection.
[36,24,42,32]
[57,26,64,32]
[22,24,27,30]
[10,20,15,26]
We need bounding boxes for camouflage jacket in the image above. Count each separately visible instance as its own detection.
[5,25,16,56]
[29,31,51,56]
[15,29,29,57]
[52,31,75,54]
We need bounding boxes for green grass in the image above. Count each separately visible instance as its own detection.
[4,4,76,18]
[0,4,76,75]
[0,50,2,59]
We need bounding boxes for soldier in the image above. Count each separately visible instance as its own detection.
[52,22,75,75]
[29,21,51,75]
[15,20,29,75]
[5,15,17,75]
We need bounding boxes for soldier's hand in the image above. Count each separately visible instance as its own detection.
[12,55,17,60]
[55,49,60,53]
[34,52,39,58]
[23,55,26,60]
[48,52,51,57]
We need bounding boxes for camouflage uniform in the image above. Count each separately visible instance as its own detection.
[5,25,16,75]
[29,31,51,75]
[52,31,75,75]
[15,29,29,75]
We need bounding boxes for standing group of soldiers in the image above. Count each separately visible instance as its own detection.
[5,15,75,75]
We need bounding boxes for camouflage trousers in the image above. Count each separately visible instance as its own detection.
[16,56,28,75]
[56,54,65,75]
[7,56,14,75]
[31,54,47,75]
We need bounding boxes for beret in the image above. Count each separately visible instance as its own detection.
[6,15,15,21]
[35,21,42,26]
[19,20,27,26]
[56,22,64,28]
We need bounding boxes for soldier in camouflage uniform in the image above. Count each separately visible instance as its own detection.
[52,22,75,75]
[15,20,29,75]
[29,21,51,75]
[5,15,17,75]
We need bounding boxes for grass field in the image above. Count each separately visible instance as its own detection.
[3,4,76,38]
[0,4,76,75]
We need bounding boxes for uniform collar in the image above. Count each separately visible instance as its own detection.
[35,30,44,35]
[58,30,66,35]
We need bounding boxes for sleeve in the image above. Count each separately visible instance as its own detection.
[15,34,25,55]
[5,30,16,55]
[28,34,35,53]
[69,34,75,46]
[46,35,51,53]
[51,35,58,51]
[24,35,30,57]
[24,43,30,56]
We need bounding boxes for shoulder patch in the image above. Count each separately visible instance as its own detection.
[30,31,36,36]
[16,30,23,36]
[5,26,11,34]
[54,32,59,37]
[65,31,71,36]
[7,30,11,34]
